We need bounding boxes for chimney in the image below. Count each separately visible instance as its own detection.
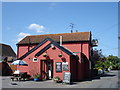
[71,30,73,33]
[60,36,62,46]
[76,30,78,32]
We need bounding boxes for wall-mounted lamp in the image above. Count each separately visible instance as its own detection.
[51,44,55,49]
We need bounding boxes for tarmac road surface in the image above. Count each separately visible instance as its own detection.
[1,70,120,88]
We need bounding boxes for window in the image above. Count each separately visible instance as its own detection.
[33,58,38,62]
[56,62,62,72]
[62,62,69,71]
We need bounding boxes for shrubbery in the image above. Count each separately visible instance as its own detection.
[52,76,60,83]
[94,55,120,70]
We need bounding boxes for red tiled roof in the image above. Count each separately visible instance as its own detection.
[17,32,91,45]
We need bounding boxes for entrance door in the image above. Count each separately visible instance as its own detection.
[41,60,53,80]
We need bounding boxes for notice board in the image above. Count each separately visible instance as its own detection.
[62,72,71,84]
[56,62,62,72]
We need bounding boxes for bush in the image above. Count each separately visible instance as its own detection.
[94,55,120,71]
[52,76,60,83]
[94,61,104,70]
[103,60,112,69]
[33,73,40,79]
[112,64,120,70]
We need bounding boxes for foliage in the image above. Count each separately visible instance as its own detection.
[105,55,120,70]
[103,60,112,69]
[112,64,120,70]
[52,76,60,83]
[105,55,120,65]
[43,53,47,57]
[2,59,7,62]
[94,61,104,70]
[92,49,103,63]
[58,54,62,57]
[94,55,120,70]
[92,49,105,70]
[33,73,40,79]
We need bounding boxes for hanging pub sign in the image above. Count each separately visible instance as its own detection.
[56,62,62,72]
[62,62,69,71]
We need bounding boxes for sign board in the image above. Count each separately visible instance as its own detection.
[62,62,69,71]
[62,72,71,84]
[56,62,62,72]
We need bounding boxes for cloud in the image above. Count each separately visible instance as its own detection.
[28,23,45,33]
[17,32,30,42]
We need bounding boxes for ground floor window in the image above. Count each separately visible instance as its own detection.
[56,62,62,72]
[62,62,69,71]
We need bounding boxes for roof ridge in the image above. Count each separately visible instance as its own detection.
[17,31,91,45]
[27,32,90,37]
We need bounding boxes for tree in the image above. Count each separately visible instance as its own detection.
[92,48,105,70]
[119,36,120,39]
[92,49,104,64]
[105,55,120,70]
[105,55,120,65]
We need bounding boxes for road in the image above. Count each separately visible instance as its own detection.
[1,70,120,88]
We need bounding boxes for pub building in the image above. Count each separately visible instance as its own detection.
[16,31,97,81]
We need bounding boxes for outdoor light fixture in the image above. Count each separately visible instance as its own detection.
[51,44,55,49]
[92,39,98,47]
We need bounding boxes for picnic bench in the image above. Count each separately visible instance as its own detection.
[11,72,30,81]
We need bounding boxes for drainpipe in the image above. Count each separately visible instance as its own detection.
[17,45,19,59]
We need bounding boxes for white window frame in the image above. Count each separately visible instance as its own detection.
[33,58,38,62]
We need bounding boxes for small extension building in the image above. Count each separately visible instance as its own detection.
[0,43,16,61]
[17,32,93,81]
[0,43,16,76]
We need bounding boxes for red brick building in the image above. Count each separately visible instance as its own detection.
[17,32,93,81]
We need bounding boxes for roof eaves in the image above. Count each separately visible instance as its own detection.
[52,41,75,55]
[35,38,75,57]
[35,43,51,56]
[18,38,50,60]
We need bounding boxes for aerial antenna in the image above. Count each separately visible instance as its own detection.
[69,23,75,33]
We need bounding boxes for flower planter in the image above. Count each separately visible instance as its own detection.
[43,53,47,57]
[58,54,62,57]
[34,78,40,81]
[33,73,40,81]
[43,55,47,57]
[52,76,61,83]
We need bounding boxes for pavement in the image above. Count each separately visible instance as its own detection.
[1,70,120,88]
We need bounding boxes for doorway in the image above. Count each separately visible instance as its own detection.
[41,60,53,80]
